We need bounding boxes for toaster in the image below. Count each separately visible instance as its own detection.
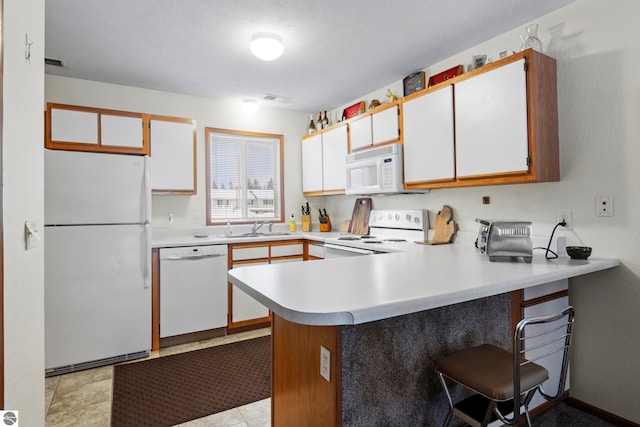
[475,219,533,263]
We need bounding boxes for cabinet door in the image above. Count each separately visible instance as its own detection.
[522,288,569,412]
[232,285,270,323]
[50,108,98,145]
[101,114,143,149]
[349,115,372,151]
[372,104,400,145]
[322,125,348,191]
[455,59,529,177]
[149,118,196,194]
[403,86,455,183]
[302,133,323,193]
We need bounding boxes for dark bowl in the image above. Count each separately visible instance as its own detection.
[566,246,592,260]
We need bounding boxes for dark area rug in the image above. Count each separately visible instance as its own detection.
[111,336,271,427]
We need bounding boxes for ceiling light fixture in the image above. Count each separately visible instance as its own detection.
[242,98,259,112]
[250,33,284,61]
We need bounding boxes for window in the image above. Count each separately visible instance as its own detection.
[206,128,284,224]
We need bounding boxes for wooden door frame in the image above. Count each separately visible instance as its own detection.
[1,0,5,409]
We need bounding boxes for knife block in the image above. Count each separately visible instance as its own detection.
[319,215,332,232]
[301,214,311,232]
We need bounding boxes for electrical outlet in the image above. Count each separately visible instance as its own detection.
[596,195,613,217]
[320,345,330,382]
[556,211,572,230]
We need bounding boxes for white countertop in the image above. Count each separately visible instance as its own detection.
[227,241,620,326]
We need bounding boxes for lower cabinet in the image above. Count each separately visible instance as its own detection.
[306,241,325,260]
[228,240,305,332]
[511,279,569,412]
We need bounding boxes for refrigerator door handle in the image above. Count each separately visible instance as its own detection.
[143,156,152,223]
[143,223,152,289]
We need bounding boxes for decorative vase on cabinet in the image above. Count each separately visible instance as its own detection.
[522,24,543,52]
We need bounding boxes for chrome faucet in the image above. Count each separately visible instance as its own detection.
[251,220,272,234]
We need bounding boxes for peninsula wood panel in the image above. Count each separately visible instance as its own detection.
[272,315,341,426]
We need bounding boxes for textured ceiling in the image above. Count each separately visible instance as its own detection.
[45,0,575,113]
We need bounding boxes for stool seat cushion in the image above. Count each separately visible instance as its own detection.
[435,344,549,401]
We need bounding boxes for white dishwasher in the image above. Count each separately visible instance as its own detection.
[159,245,228,338]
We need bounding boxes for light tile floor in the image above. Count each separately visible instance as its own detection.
[45,328,272,427]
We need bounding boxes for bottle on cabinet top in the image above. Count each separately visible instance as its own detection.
[307,114,316,134]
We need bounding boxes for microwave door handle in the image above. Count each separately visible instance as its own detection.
[377,158,384,190]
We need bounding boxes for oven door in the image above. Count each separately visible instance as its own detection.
[324,243,375,258]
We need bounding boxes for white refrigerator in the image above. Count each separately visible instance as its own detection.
[44,149,152,374]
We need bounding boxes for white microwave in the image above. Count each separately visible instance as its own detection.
[345,144,413,195]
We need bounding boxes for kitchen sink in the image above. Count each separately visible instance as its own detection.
[227,232,293,238]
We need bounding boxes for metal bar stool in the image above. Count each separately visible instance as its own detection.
[434,306,575,426]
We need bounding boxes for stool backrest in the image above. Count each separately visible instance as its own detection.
[510,306,575,419]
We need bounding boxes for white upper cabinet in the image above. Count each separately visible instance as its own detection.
[402,85,455,183]
[302,124,348,195]
[348,103,400,152]
[371,104,400,145]
[50,108,98,145]
[454,59,529,178]
[101,114,144,149]
[348,115,373,151]
[149,118,196,194]
[47,103,147,155]
[301,133,323,193]
[321,125,348,191]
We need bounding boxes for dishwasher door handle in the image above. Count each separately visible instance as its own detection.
[162,253,226,261]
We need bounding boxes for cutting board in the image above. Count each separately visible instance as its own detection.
[348,198,372,235]
[419,205,456,245]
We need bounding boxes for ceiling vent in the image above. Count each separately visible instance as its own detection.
[45,57,65,67]
[263,94,290,103]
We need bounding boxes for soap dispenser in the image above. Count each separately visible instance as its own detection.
[289,213,296,232]
[225,219,233,237]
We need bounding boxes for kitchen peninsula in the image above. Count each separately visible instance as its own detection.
[228,241,619,426]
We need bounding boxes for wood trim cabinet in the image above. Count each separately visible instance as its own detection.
[302,123,348,196]
[403,84,456,184]
[228,240,305,332]
[403,48,559,190]
[348,101,401,152]
[46,103,197,195]
[148,115,197,195]
[46,103,148,155]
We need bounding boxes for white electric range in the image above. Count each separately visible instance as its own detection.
[323,209,429,257]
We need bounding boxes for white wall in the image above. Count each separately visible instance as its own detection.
[45,76,309,232]
[2,0,46,424]
[322,0,639,422]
